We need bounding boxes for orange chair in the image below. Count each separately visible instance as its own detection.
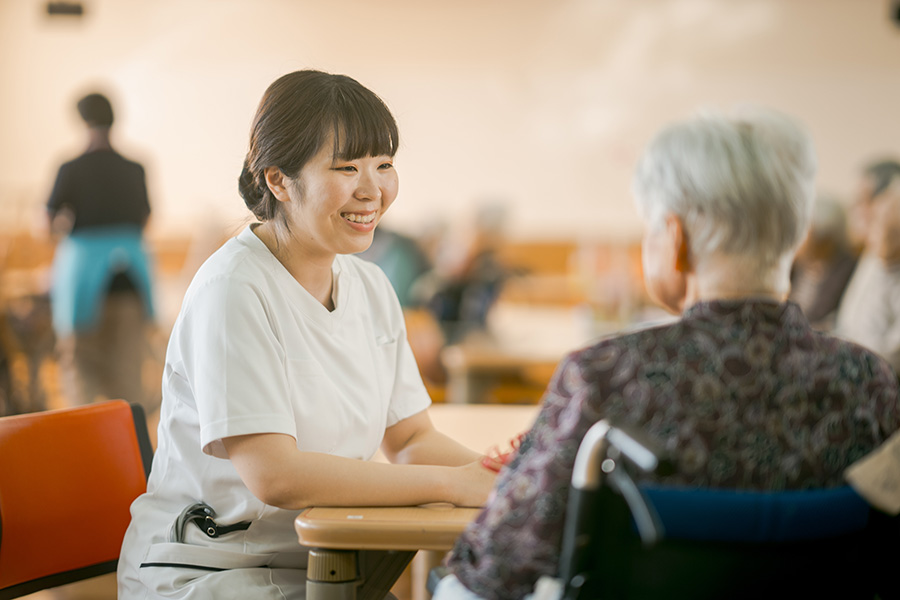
[0,400,153,599]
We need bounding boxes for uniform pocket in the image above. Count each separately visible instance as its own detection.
[373,333,400,402]
[286,359,329,403]
[375,333,397,346]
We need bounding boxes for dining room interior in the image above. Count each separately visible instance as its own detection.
[2,1,900,598]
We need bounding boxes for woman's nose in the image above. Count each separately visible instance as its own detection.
[355,171,383,201]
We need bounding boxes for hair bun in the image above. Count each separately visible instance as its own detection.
[238,159,267,220]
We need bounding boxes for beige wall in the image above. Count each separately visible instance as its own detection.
[2,0,900,242]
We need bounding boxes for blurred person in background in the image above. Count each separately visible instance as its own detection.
[789,194,858,330]
[357,225,431,308]
[46,92,156,411]
[834,159,900,376]
[0,307,18,415]
[415,203,510,344]
[435,108,900,600]
[357,226,449,385]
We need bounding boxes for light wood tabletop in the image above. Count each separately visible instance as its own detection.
[296,504,480,552]
[440,340,561,404]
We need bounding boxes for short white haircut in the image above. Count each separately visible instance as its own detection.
[632,107,817,270]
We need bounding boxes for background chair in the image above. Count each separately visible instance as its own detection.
[0,400,153,599]
[557,421,900,600]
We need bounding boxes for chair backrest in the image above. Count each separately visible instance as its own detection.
[0,400,153,599]
[558,421,898,600]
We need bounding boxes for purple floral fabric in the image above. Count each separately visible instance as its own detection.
[446,300,900,600]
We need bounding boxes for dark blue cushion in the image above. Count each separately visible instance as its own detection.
[639,485,870,543]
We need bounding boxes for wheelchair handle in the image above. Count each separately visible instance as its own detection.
[572,421,664,491]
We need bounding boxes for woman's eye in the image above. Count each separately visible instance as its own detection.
[334,165,357,172]
[378,163,394,170]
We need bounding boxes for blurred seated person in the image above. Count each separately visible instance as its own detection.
[415,204,510,344]
[789,194,858,329]
[435,108,900,600]
[358,226,448,385]
[0,303,18,416]
[357,226,431,307]
[835,160,900,375]
[0,293,55,415]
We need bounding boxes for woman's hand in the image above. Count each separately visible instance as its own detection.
[448,460,499,507]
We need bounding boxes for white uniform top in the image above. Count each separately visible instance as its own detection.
[835,251,900,372]
[118,226,431,599]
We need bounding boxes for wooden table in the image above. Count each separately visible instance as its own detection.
[296,505,478,600]
[440,340,560,404]
[296,504,480,552]
[295,403,540,600]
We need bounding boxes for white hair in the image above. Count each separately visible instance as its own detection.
[632,107,817,270]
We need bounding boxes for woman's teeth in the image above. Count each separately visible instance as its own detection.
[342,212,376,224]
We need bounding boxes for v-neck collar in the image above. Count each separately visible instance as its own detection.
[237,226,348,331]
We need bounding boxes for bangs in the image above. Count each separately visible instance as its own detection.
[327,82,399,160]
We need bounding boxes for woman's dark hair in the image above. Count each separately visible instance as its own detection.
[863,159,900,200]
[238,70,399,222]
[77,93,114,127]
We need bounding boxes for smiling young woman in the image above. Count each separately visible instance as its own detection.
[253,133,399,308]
[117,70,498,600]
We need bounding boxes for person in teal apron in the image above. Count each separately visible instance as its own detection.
[47,92,155,410]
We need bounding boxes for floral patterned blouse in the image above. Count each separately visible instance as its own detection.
[446,300,900,600]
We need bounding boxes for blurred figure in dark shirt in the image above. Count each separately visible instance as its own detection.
[47,92,156,410]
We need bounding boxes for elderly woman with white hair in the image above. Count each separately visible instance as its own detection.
[434,108,900,600]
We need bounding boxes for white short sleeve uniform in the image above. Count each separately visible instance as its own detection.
[118,226,431,599]
[835,252,900,372]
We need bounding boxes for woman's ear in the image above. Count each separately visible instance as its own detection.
[665,214,692,273]
[264,167,291,202]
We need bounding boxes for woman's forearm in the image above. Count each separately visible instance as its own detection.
[389,427,483,467]
[224,432,492,510]
[380,408,484,466]
[270,451,458,509]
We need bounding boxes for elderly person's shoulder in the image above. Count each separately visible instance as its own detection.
[814,327,900,390]
[554,298,898,393]
[550,311,685,389]
[559,299,788,366]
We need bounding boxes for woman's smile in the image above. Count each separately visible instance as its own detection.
[341,210,378,230]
